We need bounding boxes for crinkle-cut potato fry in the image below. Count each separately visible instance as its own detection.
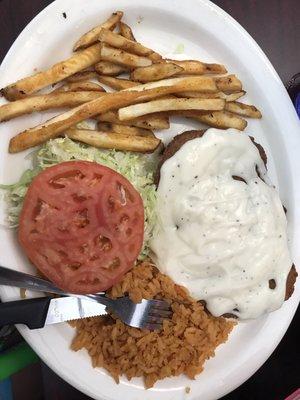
[97,111,170,130]
[9,85,185,153]
[215,75,242,92]
[97,76,139,90]
[65,128,160,153]
[119,21,136,41]
[225,101,262,118]
[94,61,129,76]
[1,44,103,101]
[118,98,225,121]
[97,121,154,137]
[66,71,99,83]
[0,92,104,122]
[73,11,123,51]
[130,63,184,83]
[53,81,105,93]
[99,28,156,58]
[167,59,227,75]
[177,90,246,101]
[185,110,248,130]
[123,76,218,93]
[100,44,152,68]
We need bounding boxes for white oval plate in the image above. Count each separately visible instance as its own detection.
[0,1,299,399]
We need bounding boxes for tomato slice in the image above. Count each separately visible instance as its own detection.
[18,161,144,294]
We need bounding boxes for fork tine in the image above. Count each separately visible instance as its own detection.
[149,308,172,318]
[150,299,171,309]
[142,322,162,331]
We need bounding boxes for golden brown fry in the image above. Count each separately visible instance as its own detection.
[99,43,152,68]
[94,61,129,76]
[167,59,227,75]
[225,101,262,118]
[66,71,99,83]
[97,76,139,90]
[73,11,123,51]
[97,111,170,130]
[119,98,225,120]
[2,44,103,100]
[0,92,103,122]
[99,28,154,57]
[123,76,218,93]
[177,90,246,101]
[215,75,242,92]
[65,128,160,153]
[185,110,247,131]
[130,63,183,83]
[119,22,136,41]
[97,121,154,136]
[53,81,105,93]
[148,52,163,62]
[9,85,184,153]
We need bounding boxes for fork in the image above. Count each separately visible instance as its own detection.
[0,266,172,331]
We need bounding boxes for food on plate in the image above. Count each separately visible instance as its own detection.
[97,75,139,90]
[3,8,296,391]
[18,160,144,293]
[99,28,160,59]
[66,128,161,152]
[66,70,99,83]
[73,11,123,51]
[166,59,227,75]
[224,101,262,118]
[130,62,184,82]
[0,92,104,122]
[188,110,248,130]
[97,122,154,137]
[95,61,129,76]
[151,129,296,319]
[1,44,103,100]
[70,259,234,388]
[99,43,152,68]
[53,81,105,93]
[119,21,136,41]
[118,98,225,120]
[97,111,170,130]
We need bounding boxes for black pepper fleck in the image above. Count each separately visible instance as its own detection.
[62,12,67,19]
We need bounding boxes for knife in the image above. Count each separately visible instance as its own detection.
[0,297,107,329]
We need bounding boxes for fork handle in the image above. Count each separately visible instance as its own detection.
[0,265,67,295]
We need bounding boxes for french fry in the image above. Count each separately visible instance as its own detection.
[123,76,218,93]
[184,110,247,131]
[119,22,136,41]
[97,76,139,90]
[0,92,104,122]
[225,101,262,118]
[97,121,154,136]
[66,71,99,83]
[130,63,183,82]
[94,61,129,76]
[99,28,154,57]
[99,43,152,68]
[65,128,160,153]
[73,11,123,51]
[2,44,103,100]
[53,81,105,93]
[177,90,246,101]
[97,111,170,130]
[167,59,227,75]
[215,75,242,92]
[118,98,225,120]
[9,85,190,153]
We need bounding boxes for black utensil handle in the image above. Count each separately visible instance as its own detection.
[0,297,51,329]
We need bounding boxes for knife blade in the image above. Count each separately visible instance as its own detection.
[0,296,107,329]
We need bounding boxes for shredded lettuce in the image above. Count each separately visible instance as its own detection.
[0,137,158,259]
